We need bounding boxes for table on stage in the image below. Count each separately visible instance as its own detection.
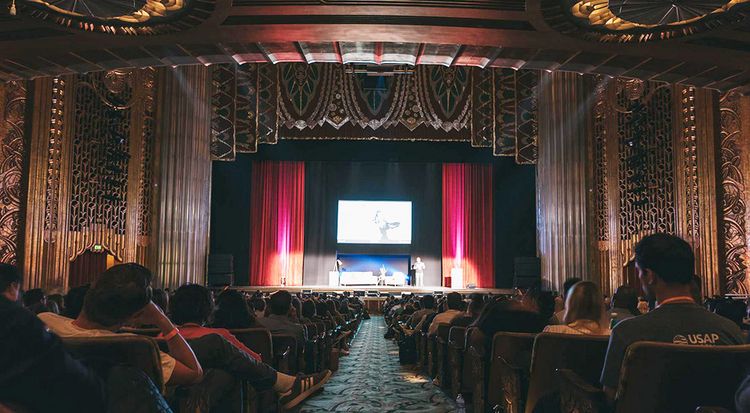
[330,271,379,286]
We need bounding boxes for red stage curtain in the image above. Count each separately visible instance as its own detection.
[442,163,494,288]
[250,161,305,286]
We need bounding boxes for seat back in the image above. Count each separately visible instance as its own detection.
[615,342,750,413]
[488,332,537,413]
[62,335,164,393]
[272,334,300,374]
[230,328,274,365]
[525,333,609,413]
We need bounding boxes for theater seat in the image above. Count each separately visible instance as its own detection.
[559,342,750,413]
[62,335,164,393]
[229,328,274,365]
[524,333,609,413]
[483,332,536,413]
[272,335,300,374]
[447,326,467,398]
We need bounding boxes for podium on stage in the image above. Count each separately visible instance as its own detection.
[450,267,463,289]
[329,271,340,287]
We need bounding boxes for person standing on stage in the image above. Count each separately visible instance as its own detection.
[413,257,426,287]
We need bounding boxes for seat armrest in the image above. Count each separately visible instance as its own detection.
[557,368,607,413]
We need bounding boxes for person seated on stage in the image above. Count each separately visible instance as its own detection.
[601,234,744,406]
[543,281,610,336]
[212,289,258,329]
[425,292,464,336]
[258,290,306,346]
[407,295,435,328]
[251,296,266,319]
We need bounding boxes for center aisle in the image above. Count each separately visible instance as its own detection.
[297,316,457,412]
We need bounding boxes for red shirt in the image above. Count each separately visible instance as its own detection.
[160,324,262,361]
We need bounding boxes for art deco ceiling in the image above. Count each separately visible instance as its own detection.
[0,0,749,91]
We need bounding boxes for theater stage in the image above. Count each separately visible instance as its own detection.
[236,285,513,297]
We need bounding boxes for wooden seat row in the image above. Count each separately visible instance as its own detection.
[412,325,750,413]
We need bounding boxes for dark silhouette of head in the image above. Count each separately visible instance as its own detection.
[171,284,214,325]
[82,263,152,327]
[213,289,254,329]
[420,294,435,310]
[269,290,293,316]
[446,292,463,310]
[0,263,22,302]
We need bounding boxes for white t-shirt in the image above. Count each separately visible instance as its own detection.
[38,312,176,383]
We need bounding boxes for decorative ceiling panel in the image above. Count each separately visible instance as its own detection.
[299,42,341,64]
[231,0,525,11]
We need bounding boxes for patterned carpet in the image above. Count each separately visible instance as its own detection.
[297,316,457,412]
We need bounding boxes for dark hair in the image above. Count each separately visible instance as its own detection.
[47,294,64,312]
[251,297,266,312]
[82,263,152,327]
[446,292,463,310]
[213,289,255,329]
[269,290,292,316]
[536,291,556,320]
[714,299,746,327]
[315,301,330,318]
[612,285,639,316]
[634,233,694,284]
[468,298,484,318]
[562,277,582,299]
[23,288,45,307]
[151,289,169,313]
[301,300,317,319]
[171,284,214,325]
[0,263,21,293]
[421,294,435,310]
[64,284,90,318]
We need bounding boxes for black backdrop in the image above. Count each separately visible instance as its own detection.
[303,162,442,286]
[210,140,537,288]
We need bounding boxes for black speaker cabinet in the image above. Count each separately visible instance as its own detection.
[514,257,541,289]
[208,254,234,286]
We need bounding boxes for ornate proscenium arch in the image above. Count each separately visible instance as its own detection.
[543,0,750,42]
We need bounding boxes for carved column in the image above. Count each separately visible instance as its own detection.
[536,72,597,291]
[153,66,212,288]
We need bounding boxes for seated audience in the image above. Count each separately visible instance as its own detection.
[251,296,266,319]
[425,292,464,335]
[713,298,746,328]
[552,277,582,324]
[473,298,548,341]
[543,281,609,335]
[608,285,639,327]
[300,299,317,323]
[151,289,169,313]
[23,288,50,314]
[258,290,306,345]
[168,284,262,360]
[601,234,744,404]
[1,264,171,413]
[213,289,257,329]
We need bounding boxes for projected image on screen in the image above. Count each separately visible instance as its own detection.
[337,201,412,244]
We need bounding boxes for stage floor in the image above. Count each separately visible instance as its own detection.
[235,285,513,296]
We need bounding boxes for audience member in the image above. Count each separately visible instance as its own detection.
[38,264,203,386]
[608,285,639,327]
[426,292,464,335]
[600,234,744,404]
[168,284,262,360]
[258,290,306,345]
[63,284,90,319]
[251,297,266,319]
[543,281,609,335]
[151,289,169,313]
[552,277,582,324]
[213,289,257,329]
[0,264,172,413]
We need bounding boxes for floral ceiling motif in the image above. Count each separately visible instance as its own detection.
[21,0,211,35]
[544,0,750,42]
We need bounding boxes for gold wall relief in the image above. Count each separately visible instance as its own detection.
[0,81,28,265]
[22,70,158,291]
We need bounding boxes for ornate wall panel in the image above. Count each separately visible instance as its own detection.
[22,71,158,290]
[210,64,237,162]
[515,70,539,165]
[719,92,750,295]
[0,81,28,265]
[153,66,212,289]
[235,65,259,153]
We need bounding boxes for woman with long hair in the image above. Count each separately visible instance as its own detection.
[543,281,609,335]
